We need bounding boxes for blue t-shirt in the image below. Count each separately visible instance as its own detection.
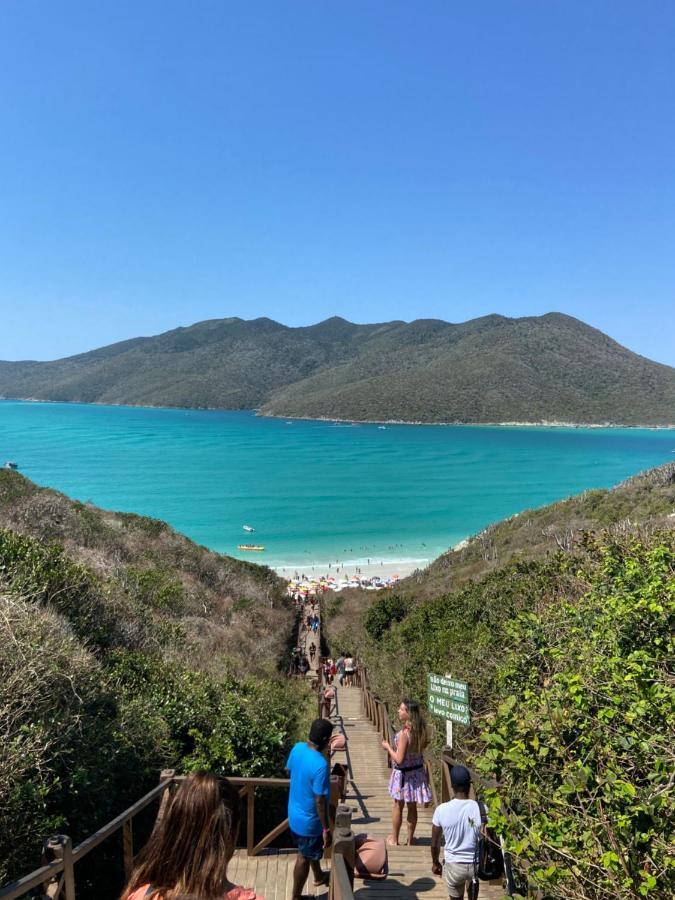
[286,742,330,837]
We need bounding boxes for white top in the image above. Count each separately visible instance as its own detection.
[344,656,354,671]
[432,798,482,864]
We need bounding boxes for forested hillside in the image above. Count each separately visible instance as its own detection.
[325,464,675,898]
[0,471,306,887]
[2,312,675,424]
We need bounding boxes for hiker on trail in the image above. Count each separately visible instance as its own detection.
[431,765,483,899]
[309,641,316,662]
[382,698,432,847]
[286,718,334,900]
[344,653,355,686]
[335,652,346,685]
[298,654,310,675]
[121,772,263,900]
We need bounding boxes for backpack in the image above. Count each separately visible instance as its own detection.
[474,801,504,881]
[354,833,388,880]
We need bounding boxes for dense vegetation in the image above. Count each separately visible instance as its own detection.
[0,471,307,886]
[479,535,673,899]
[325,464,675,898]
[3,312,675,424]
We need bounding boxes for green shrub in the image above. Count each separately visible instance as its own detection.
[477,536,674,899]
[0,595,157,883]
[125,566,185,611]
[364,594,411,640]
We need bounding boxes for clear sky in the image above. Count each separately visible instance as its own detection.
[1,1,673,364]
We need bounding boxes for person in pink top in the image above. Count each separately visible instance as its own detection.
[121,772,263,900]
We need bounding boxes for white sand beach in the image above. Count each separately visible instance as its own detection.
[272,558,428,582]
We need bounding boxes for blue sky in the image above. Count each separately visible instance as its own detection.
[1,1,673,364]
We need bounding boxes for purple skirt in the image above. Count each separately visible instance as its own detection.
[387,758,432,803]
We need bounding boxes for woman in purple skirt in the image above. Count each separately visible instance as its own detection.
[382,698,431,846]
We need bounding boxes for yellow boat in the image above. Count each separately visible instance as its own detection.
[237,544,265,552]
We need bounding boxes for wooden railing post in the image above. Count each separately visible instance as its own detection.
[42,836,75,900]
[122,819,133,881]
[61,837,75,900]
[382,700,391,743]
[330,805,355,899]
[42,836,59,898]
[246,786,255,856]
[441,749,451,803]
[155,769,176,826]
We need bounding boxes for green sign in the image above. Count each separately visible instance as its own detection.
[428,673,470,725]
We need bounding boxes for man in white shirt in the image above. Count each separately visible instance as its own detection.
[431,765,483,898]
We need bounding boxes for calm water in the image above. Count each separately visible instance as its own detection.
[1,401,674,569]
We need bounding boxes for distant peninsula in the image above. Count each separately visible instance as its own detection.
[1,312,675,426]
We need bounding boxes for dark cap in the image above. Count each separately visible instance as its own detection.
[450,765,471,792]
[309,718,334,748]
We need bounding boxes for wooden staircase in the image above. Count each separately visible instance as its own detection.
[228,683,505,898]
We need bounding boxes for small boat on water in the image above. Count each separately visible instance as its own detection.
[242,524,255,533]
[238,544,265,552]
[4,461,18,470]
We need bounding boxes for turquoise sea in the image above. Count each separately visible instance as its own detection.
[1,401,674,570]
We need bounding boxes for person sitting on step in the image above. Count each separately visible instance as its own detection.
[121,772,263,900]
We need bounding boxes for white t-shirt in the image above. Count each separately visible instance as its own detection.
[432,798,482,864]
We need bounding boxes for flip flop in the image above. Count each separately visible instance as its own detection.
[386,836,399,847]
[313,872,330,887]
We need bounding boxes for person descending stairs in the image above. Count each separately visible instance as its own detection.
[226,681,506,898]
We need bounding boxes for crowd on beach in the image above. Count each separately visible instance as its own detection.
[286,571,401,598]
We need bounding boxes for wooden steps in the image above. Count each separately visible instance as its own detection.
[231,685,505,899]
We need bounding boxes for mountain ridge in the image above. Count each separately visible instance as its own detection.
[2,312,675,425]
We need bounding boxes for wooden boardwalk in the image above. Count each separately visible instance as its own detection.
[230,685,505,899]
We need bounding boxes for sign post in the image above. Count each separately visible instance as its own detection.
[428,673,470,748]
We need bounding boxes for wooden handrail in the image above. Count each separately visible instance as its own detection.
[1,771,296,900]
[0,859,66,900]
[329,805,355,900]
[172,775,290,788]
[331,855,353,900]
[71,778,172,863]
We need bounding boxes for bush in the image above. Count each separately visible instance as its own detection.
[364,594,411,641]
[477,535,674,899]
[0,595,156,882]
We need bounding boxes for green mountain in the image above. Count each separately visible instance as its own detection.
[2,312,675,424]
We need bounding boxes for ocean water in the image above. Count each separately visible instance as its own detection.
[1,401,674,569]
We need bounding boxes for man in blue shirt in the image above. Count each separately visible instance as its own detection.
[286,718,333,899]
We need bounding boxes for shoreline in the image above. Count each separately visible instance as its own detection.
[264,412,675,430]
[2,398,674,430]
[271,558,429,581]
